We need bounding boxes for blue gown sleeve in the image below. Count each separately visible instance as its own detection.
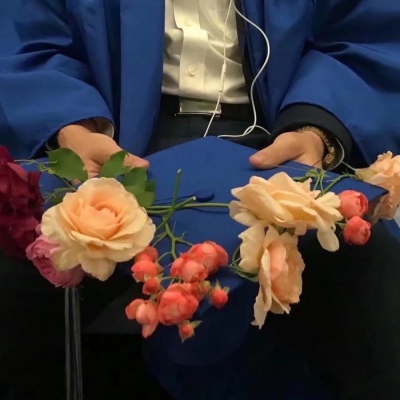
[0,0,114,159]
[280,0,400,165]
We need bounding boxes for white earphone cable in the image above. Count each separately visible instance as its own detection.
[203,0,271,138]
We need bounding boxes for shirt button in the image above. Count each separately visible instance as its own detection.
[184,18,193,27]
[187,65,197,77]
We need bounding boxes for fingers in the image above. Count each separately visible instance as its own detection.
[249,131,325,170]
[249,133,303,169]
[94,135,149,169]
[124,153,149,169]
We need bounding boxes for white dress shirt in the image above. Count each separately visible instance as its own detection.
[162,0,249,104]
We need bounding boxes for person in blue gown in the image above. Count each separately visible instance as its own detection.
[1,1,400,399]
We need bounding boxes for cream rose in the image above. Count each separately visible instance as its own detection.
[239,224,305,328]
[41,178,156,281]
[230,172,342,252]
[356,152,400,220]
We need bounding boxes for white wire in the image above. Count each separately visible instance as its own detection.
[203,0,271,138]
[203,0,232,137]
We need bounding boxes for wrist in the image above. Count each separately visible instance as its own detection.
[295,126,341,170]
[55,120,97,149]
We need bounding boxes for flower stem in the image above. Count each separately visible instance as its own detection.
[319,173,354,196]
[231,245,240,267]
[179,202,229,210]
[152,233,167,247]
[157,252,172,264]
[164,220,178,260]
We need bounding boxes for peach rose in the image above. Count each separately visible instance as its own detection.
[41,178,156,281]
[230,173,342,252]
[239,224,305,328]
[356,152,400,220]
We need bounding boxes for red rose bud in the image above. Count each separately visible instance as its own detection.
[179,322,195,342]
[125,299,159,338]
[143,277,161,295]
[211,287,229,309]
[338,190,368,219]
[134,246,159,263]
[343,216,371,245]
[131,260,158,282]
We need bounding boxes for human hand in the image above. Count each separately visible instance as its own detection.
[249,130,325,169]
[58,122,149,178]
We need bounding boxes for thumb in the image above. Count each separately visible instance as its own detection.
[124,153,149,169]
[249,135,301,170]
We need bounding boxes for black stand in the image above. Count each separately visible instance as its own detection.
[65,287,83,400]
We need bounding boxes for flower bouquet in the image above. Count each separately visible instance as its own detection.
[1,136,399,399]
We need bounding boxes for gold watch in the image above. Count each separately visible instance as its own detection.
[295,126,338,170]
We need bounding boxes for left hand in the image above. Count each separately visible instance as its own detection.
[249,130,325,169]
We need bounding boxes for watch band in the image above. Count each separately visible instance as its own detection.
[295,126,338,170]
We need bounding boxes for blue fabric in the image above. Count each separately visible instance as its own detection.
[23,137,389,399]
[2,0,400,164]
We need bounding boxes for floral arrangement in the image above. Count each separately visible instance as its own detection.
[0,145,230,341]
[1,143,399,340]
[229,152,400,328]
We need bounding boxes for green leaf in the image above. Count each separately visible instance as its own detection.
[190,321,202,329]
[52,195,64,206]
[99,151,129,178]
[122,168,148,195]
[135,190,156,207]
[145,179,156,192]
[47,148,88,182]
[122,167,148,186]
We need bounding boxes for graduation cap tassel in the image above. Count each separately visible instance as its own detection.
[65,287,84,400]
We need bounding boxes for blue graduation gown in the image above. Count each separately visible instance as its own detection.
[1,0,400,164]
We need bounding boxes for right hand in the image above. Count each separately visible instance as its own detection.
[58,122,149,178]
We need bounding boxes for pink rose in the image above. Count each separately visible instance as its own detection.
[125,299,159,338]
[343,216,371,245]
[170,257,184,277]
[210,288,229,309]
[338,190,368,219]
[171,256,208,283]
[131,260,159,282]
[186,242,228,274]
[134,246,159,263]
[26,233,84,288]
[157,283,199,325]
